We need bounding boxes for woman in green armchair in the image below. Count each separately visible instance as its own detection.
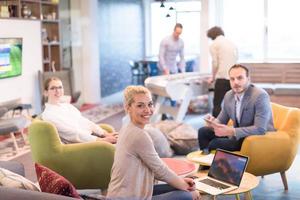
[42,77,118,144]
[107,85,200,200]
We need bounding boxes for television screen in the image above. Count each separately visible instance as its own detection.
[0,38,22,79]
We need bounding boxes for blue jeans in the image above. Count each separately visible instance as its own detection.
[152,184,192,200]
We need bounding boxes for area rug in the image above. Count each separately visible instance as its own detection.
[81,103,124,124]
[0,134,30,161]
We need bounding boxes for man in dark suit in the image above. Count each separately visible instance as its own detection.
[198,64,275,152]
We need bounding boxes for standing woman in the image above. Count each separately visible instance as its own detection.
[107,86,200,200]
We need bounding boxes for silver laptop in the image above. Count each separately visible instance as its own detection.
[195,149,249,195]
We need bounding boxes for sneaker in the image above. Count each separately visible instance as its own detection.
[161,114,168,120]
[201,148,210,155]
[199,165,210,171]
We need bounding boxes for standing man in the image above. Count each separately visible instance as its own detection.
[198,64,275,152]
[207,26,238,117]
[159,23,185,75]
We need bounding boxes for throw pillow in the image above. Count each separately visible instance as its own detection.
[145,125,174,157]
[168,123,199,155]
[0,167,40,191]
[35,163,81,199]
[152,120,198,155]
[152,120,180,134]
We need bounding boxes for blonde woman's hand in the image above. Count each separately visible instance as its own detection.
[191,190,201,200]
[183,177,195,191]
[183,178,201,199]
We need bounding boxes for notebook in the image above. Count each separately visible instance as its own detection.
[195,149,249,195]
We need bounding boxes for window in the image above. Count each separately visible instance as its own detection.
[267,0,300,60]
[150,1,201,56]
[222,0,300,62]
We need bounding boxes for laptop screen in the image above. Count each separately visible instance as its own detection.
[207,149,249,186]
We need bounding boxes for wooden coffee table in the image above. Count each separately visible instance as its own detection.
[195,171,259,200]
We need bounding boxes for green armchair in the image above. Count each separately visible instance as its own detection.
[28,120,115,190]
[238,103,300,190]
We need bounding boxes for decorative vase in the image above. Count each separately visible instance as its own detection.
[22,4,31,18]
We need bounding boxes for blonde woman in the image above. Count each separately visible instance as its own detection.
[42,77,117,144]
[107,86,200,200]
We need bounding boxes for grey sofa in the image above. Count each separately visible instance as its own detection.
[0,161,76,200]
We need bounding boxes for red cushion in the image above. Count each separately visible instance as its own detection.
[35,163,81,199]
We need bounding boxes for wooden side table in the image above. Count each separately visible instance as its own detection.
[187,150,215,167]
[196,171,259,200]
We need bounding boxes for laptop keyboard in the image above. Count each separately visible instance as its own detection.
[198,178,230,189]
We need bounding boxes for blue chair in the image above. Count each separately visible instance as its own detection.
[185,60,195,72]
[148,61,160,76]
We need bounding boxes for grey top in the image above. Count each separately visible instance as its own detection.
[217,84,276,139]
[107,122,178,200]
[159,35,185,74]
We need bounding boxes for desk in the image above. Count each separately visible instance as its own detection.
[196,171,259,200]
[145,73,210,122]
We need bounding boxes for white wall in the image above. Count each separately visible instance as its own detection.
[199,0,210,73]
[70,0,101,104]
[0,19,43,114]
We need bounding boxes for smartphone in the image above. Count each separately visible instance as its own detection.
[203,118,213,123]
[204,118,219,126]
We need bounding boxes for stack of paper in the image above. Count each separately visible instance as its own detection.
[191,154,214,166]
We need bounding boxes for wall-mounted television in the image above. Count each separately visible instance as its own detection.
[0,38,22,79]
